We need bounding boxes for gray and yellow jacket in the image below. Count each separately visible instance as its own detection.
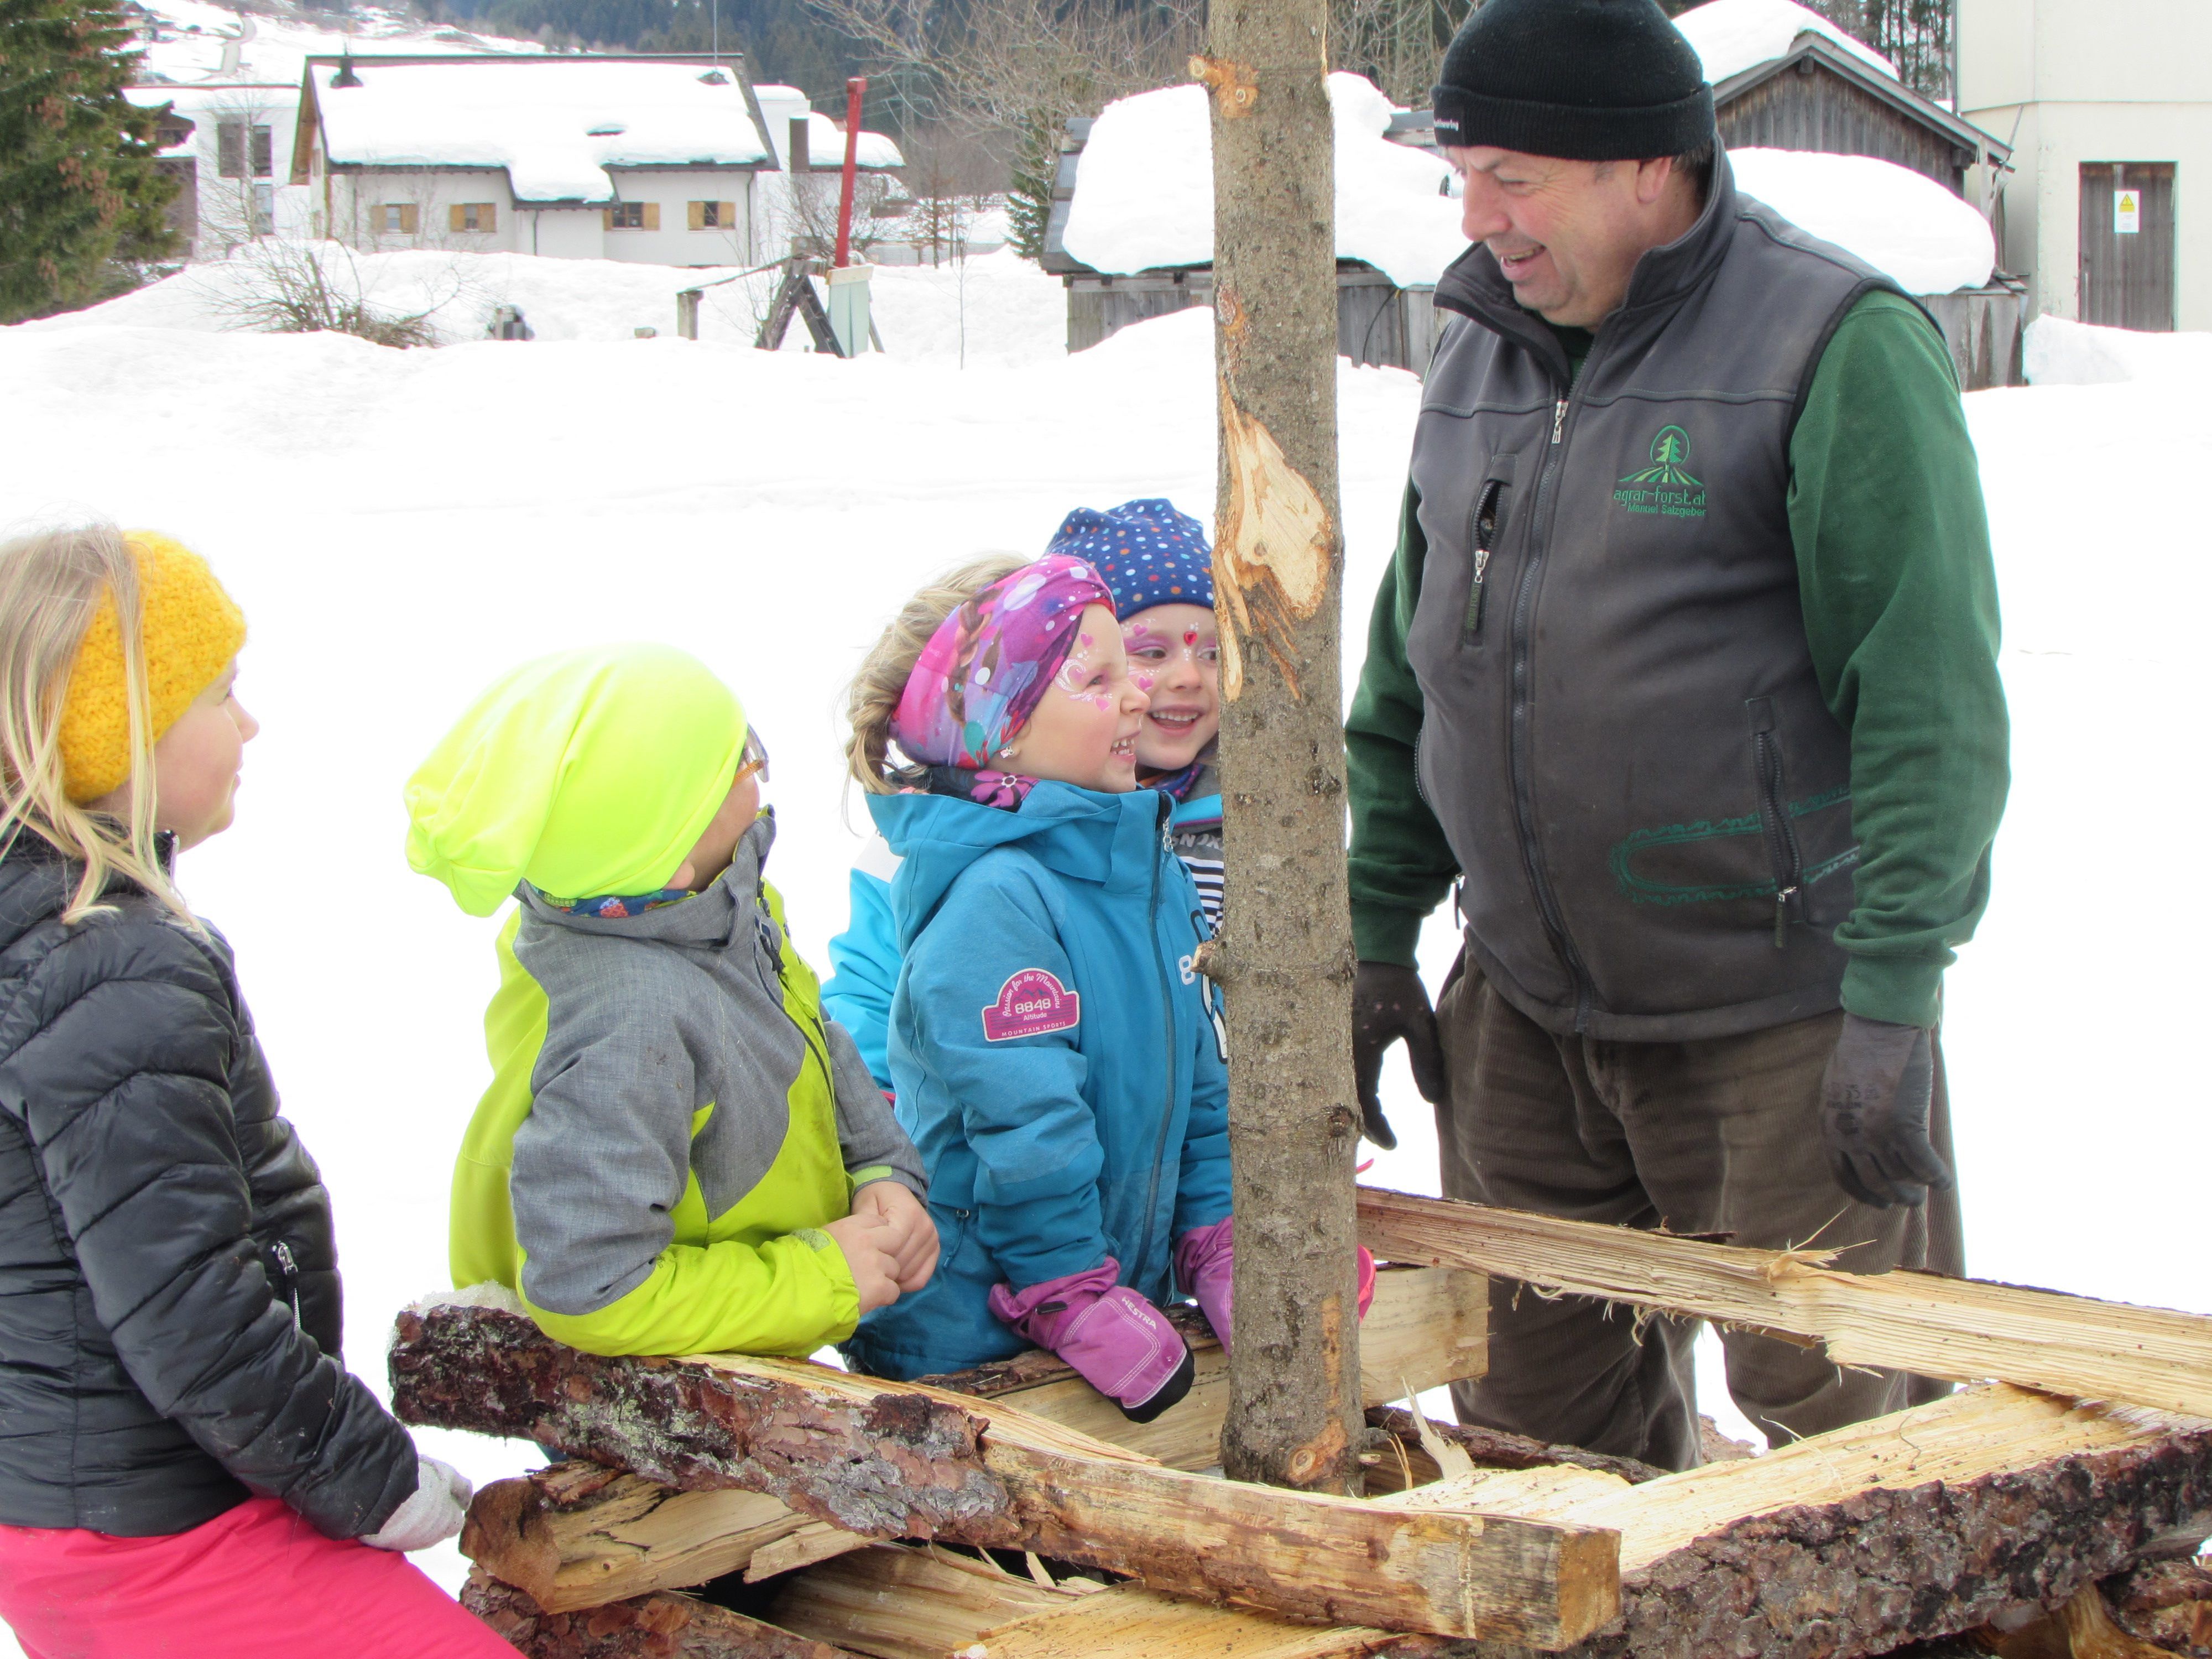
[450,813,924,1357]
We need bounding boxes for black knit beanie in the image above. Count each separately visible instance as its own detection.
[1432,0,1715,160]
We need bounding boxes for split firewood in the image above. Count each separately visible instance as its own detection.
[392,1298,1616,1646]
[462,1568,860,1659]
[457,1268,1489,1614]
[1428,1386,2212,1659]
[1360,1407,1663,1491]
[2105,1558,2212,1652]
[1358,1186,2212,1419]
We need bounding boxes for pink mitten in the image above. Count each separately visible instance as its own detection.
[988,1261,1194,1422]
[1173,1218,1236,1353]
[1173,1223,1380,1354]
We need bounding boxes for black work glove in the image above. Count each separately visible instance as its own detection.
[1350,962,1447,1152]
[1819,1014,1953,1209]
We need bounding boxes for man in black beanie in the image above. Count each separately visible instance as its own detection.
[1343,0,2008,1468]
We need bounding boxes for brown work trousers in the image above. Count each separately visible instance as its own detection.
[1435,959,1964,1472]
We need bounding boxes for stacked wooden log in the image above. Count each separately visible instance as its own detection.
[393,1195,2212,1659]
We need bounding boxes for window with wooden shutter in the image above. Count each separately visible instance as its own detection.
[451,202,468,233]
[640,201,660,231]
[388,203,419,235]
[688,200,735,229]
[217,122,244,179]
[451,202,496,233]
[608,202,646,229]
[688,200,706,230]
[250,126,273,178]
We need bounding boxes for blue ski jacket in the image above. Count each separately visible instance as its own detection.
[839,781,1231,1381]
[825,786,1223,1092]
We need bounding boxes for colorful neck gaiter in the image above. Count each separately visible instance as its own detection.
[890,554,1114,800]
[1140,759,1208,801]
[535,885,693,919]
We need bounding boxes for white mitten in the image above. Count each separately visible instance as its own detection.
[361,1455,472,1552]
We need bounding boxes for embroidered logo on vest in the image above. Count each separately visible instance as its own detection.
[982,969,1082,1041]
[1614,425,1708,520]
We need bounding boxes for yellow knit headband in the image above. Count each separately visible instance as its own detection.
[59,533,247,803]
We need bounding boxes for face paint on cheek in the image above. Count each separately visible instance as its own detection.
[1134,674,1155,691]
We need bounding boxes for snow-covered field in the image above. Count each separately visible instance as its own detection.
[1,252,2206,1636]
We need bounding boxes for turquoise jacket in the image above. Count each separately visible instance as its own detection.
[840,782,1232,1381]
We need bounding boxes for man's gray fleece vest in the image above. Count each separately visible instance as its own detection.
[1407,153,1908,1041]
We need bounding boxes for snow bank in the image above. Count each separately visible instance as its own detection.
[24,244,1070,367]
[1061,72,1464,289]
[2023,315,2212,386]
[1672,0,1898,85]
[1731,147,1994,293]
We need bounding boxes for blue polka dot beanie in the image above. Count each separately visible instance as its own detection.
[1045,498,1213,622]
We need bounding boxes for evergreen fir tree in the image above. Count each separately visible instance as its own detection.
[1005,112,1055,263]
[0,0,178,323]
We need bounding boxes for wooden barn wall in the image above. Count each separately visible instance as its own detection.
[1068,270,1437,371]
[1720,71,1965,192]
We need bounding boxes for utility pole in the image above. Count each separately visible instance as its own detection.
[1194,0,1363,1494]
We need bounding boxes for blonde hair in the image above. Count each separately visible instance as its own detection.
[0,523,192,925]
[846,552,1030,794]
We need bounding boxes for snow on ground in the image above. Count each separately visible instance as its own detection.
[25,244,1070,365]
[2026,314,2212,386]
[1671,0,1900,85]
[1,257,2206,1640]
[1061,73,1463,289]
[1731,147,1995,293]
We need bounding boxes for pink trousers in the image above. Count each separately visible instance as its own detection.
[0,1496,512,1659]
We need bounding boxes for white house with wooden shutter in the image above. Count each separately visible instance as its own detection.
[127,80,315,258]
[1959,0,2211,331]
[289,53,901,267]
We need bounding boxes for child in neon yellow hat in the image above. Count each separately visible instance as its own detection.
[406,644,934,1358]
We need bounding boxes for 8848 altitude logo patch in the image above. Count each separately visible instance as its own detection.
[1614,424,1708,520]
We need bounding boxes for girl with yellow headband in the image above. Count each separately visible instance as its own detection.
[0,524,510,1658]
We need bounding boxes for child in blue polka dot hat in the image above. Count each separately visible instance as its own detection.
[821,503,1225,1101]
[1042,500,1223,933]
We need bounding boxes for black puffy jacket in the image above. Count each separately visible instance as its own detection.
[0,833,418,1537]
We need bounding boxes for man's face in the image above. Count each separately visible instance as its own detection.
[1445,147,1687,328]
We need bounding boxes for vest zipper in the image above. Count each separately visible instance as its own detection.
[1464,479,1504,642]
[1510,385,1599,1029]
[1753,728,1804,947]
[1133,800,1177,1291]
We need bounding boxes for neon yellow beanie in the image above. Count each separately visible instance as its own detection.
[60,532,247,802]
[404,644,747,917]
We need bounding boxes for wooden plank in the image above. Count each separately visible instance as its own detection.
[919,1266,1486,1470]
[764,1543,1075,1659]
[1358,1185,2212,1419]
[392,1300,1616,1645]
[462,1270,1488,1611]
[1452,1386,2212,1659]
[463,1568,863,1659]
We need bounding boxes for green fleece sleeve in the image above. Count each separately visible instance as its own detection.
[1788,289,2009,1027]
[1345,483,1462,967]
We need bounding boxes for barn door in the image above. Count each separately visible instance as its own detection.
[2078,162,2176,331]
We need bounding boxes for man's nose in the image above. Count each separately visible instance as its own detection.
[1161,650,1203,690]
[1459,177,1509,243]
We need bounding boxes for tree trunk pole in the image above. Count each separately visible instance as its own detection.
[1194,1,1363,1494]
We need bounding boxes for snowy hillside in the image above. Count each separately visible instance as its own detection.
[133,0,547,87]
[1,258,2206,1642]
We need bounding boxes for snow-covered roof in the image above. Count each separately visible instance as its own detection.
[750,84,905,171]
[1731,147,1992,293]
[132,0,546,88]
[1061,73,1460,290]
[1671,0,1898,86]
[306,56,774,204]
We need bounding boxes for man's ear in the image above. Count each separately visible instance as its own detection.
[1636,154,1679,204]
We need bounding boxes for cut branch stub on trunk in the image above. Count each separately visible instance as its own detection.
[392,1301,1618,1645]
[1357,1186,2212,1419]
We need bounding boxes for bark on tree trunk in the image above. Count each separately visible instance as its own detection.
[462,1569,861,1659]
[1195,0,1364,1496]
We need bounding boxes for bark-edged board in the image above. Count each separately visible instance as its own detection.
[392,1300,1616,1645]
[462,1568,861,1659]
[1358,1186,2212,1420]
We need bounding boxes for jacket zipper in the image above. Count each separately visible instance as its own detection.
[1508,385,1600,1029]
[1132,801,1178,1291]
[1464,479,1504,642]
[1753,729,1804,948]
[271,1240,301,1327]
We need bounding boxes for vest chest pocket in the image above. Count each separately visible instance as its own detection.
[1462,455,1517,645]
